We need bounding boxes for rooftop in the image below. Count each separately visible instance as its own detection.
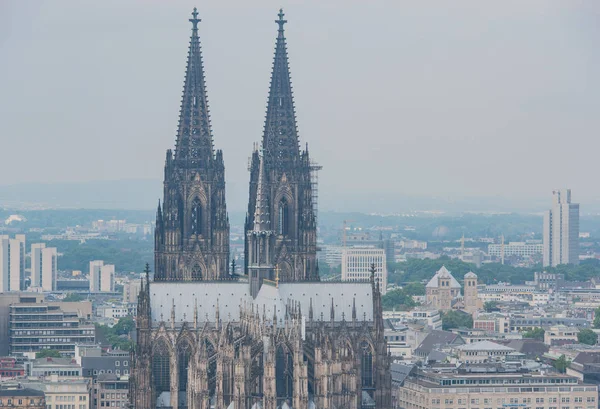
[456,340,515,352]
[426,266,461,289]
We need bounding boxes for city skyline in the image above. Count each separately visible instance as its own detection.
[1,1,599,213]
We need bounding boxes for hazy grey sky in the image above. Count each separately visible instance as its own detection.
[1,0,599,211]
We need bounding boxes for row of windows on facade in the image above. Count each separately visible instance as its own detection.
[99,402,126,407]
[46,405,86,409]
[99,395,126,401]
[12,330,91,336]
[93,369,128,376]
[427,396,595,405]
[12,337,92,343]
[46,397,85,403]
[0,399,44,406]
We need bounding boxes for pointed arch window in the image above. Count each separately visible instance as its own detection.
[205,340,217,398]
[178,342,192,394]
[276,345,294,402]
[191,264,202,281]
[278,199,289,236]
[191,197,202,236]
[152,340,171,396]
[360,341,374,389]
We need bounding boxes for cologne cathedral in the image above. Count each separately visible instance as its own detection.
[130,8,392,409]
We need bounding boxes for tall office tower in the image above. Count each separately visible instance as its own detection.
[0,235,26,291]
[8,237,25,291]
[14,235,25,290]
[41,247,58,291]
[89,260,103,292]
[30,243,46,288]
[89,260,115,292]
[543,189,580,267]
[0,236,8,292]
[100,264,115,292]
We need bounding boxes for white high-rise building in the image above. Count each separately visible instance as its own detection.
[9,237,25,291]
[89,260,115,292]
[0,235,26,291]
[543,189,580,267]
[0,236,9,292]
[31,243,46,288]
[341,247,387,294]
[41,247,58,291]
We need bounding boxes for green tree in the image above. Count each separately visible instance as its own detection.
[593,307,600,329]
[522,327,545,340]
[36,349,62,358]
[382,289,417,311]
[113,317,135,336]
[553,354,571,373]
[578,329,598,345]
[484,301,499,312]
[441,310,473,330]
[63,293,84,302]
[402,282,426,296]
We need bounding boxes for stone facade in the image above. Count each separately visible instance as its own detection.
[244,10,318,293]
[130,8,391,409]
[154,8,229,282]
[425,266,461,311]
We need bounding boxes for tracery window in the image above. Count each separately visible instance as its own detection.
[361,341,374,388]
[191,264,202,281]
[276,345,294,401]
[278,199,289,236]
[178,342,192,394]
[152,339,171,396]
[191,197,202,236]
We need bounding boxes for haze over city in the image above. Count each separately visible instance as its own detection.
[1,0,599,212]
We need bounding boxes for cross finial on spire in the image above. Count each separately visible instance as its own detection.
[276,8,287,31]
[190,7,201,30]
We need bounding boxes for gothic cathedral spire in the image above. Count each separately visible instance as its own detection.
[155,8,230,282]
[262,9,300,171]
[174,7,214,167]
[245,9,318,290]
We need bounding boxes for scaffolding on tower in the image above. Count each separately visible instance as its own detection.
[310,159,323,226]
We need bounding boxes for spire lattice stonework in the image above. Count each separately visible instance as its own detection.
[262,8,299,171]
[174,7,214,167]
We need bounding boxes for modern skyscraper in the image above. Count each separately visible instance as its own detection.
[14,234,26,290]
[0,235,26,292]
[0,236,9,292]
[89,260,115,292]
[41,247,58,291]
[8,237,24,291]
[30,243,46,288]
[543,189,580,267]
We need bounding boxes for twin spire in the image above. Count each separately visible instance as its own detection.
[262,9,301,171]
[174,7,214,167]
[173,8,300,172]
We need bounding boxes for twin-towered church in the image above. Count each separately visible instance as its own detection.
[130,9,391,409]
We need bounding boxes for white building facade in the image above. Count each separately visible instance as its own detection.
[341,247,387,294]
[488,241,543,257]
[89,261,115,292]
[543,189,579,267]
[0,235,26,292]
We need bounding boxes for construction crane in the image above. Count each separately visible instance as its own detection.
[342,219,356,248]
